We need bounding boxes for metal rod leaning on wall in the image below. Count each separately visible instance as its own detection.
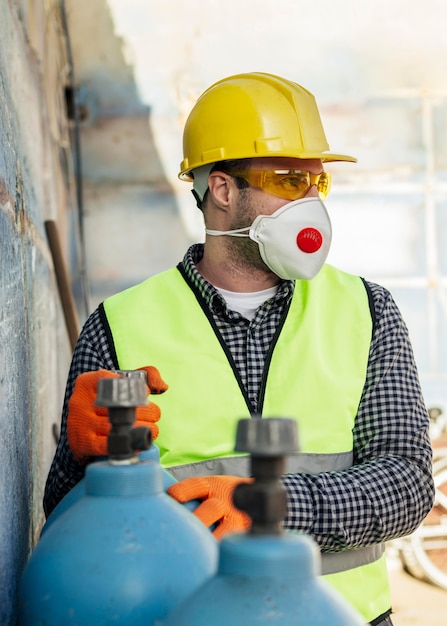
[45,219,80,352]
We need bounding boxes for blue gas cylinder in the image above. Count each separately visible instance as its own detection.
[41,369,199,535]
[41,445,177,535]
[163,418,364,626]
[163,527,363,626]
[18,376,218,626]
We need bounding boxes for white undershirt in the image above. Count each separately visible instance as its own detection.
[215,285,279,321]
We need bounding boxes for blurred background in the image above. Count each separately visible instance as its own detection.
[1,1,447,623]
[73,0,447,411]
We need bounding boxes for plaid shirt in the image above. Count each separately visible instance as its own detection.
[44,244,434,553]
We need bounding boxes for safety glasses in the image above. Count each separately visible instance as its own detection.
[230,169,332,201]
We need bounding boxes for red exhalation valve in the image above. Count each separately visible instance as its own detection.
[296,228,323,253]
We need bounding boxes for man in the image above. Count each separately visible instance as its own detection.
[44,73,434,625]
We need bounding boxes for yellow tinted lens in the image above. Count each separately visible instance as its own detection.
[231,170,331,200]
[267,171,310,200]
[314,172,331,198]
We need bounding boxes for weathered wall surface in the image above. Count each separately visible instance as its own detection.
[0,1,188,623]
[0,2,74,624]
[65,0,192,312]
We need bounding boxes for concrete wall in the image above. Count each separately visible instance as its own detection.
[0,2,74,623]
[0,2,188,623]
[64,0,192,312]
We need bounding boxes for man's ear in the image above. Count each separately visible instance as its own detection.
[208,172,233,209]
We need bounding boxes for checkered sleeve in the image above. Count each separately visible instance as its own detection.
[43,308,116,517]
[282,281,435,551]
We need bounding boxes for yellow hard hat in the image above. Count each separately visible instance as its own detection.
[179,72,356,182]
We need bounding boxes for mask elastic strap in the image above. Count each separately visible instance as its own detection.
[205,227,250,237]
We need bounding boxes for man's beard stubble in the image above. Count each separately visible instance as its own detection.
[224,189,271,275]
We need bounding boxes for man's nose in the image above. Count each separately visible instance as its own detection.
[306,185,320,198]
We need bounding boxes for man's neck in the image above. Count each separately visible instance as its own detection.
[196,252,279,293]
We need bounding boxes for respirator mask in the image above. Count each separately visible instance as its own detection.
[205,197,332,280]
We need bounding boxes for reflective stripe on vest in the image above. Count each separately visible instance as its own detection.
[168,452,383,576]
[167,451,354,480]
[103,263,391,622]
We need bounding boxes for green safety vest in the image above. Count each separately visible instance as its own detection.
[103,263,391,623]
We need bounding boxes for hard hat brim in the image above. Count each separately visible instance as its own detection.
[178,152,357,182]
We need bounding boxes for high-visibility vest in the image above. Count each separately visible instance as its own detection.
[103,263,391,623]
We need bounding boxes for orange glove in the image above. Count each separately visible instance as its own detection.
[167,475,253,540]
[67,366,168,464]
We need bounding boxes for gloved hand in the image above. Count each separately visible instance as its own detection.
[167,475,253,540]
[67,366,168,464]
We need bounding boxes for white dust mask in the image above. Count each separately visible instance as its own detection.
[205,197,332,280]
